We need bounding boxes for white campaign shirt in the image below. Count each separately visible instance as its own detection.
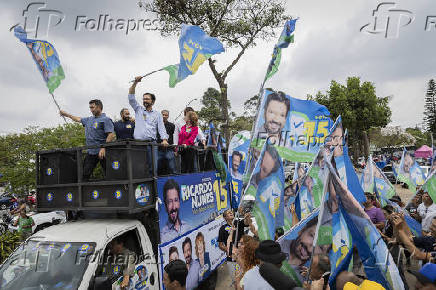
[242,265,274,290]
[418,203,436,231]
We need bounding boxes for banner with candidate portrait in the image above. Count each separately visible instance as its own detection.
[158,217,227,290]
[396,148,426,193]
[245,141,285,241]
[321,156,404,290]
[277,209,322,286]
[250,89,333,164]
[157,172,229,244]
[228,131,251,209]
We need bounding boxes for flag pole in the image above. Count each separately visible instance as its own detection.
[50,93,67,124]
[129,68,165,83]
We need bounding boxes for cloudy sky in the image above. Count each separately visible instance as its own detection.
[0,0,434,135]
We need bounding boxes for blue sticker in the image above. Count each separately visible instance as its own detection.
[113,265,120,275]
[112,161,120,170]
[93,121,98,129]
[92,190,99,200]
[46,168,53,176]
[61,243,71,254]
[47,192,54,202]
[114,190,122,200]
[79,244,90,255]
[66,192,73,202]
[135,184,150,206]
[47,243,55,251]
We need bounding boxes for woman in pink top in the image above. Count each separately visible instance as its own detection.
[178,111,199,173]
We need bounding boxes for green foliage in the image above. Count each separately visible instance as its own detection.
[423,79,436,134]
[197,88,231,126]
[0,232,21,264]
[0,123,85,193]
[405,127,432,148]
[311,77,392,158]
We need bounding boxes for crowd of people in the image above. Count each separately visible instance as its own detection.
[59,75,211,180]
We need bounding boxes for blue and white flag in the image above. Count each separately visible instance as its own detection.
[397,148,426,192]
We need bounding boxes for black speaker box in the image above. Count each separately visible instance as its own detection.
[39,152,77,185]
[82,184,129,208]
[105,145,150,180]
[38,186,79,209]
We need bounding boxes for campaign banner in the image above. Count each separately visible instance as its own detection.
[245,141,285,240]
[397,148,426,192]
[278,208,322,286]
[250,89,332,163]
[157,172,229,244]
[228,131,251,209]
[158,218,227,290]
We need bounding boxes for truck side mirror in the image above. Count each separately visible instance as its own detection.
[94,276,111,290]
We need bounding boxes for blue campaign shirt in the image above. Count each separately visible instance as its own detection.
[114,120,135,140]
[80,113,114,155]
[128,94,168,141]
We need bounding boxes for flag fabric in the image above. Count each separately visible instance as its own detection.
[164,24,225,87]
[264,19,297,81]
[361,155,375,193]
[208,122,230,184]
[245,141,285,240]
[396,148,426,192]
[14,26,65,93]
[320,157,405,290]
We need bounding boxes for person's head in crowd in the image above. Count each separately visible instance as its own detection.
[310,254,331,281]
[109,236,125,255]
[263,91,290,135]
[119,108,131,122]
[143,92,155,108]
[182,237,192,267]
[183,106,194,118]
[288,217,318,266]
[162,110,169,123]
[163,259,188,290]
[169,246,179,262]
[255,240,286,268]
[382,204,395,220]
[232,151,243,173]
[274,227,284,241]
[89,99,103,117]
[163,179,181,227]
[259,144,280,181]
[223,209,234,226]
[19,208,28,218]
[408,263,436,290]
[195,232,206,262]
[423,192,434,206]
[403,152,414,173]
[185,111,198,127]
[335,271,363,290]
[389,195,404,208]
[237,235,260,272]
[413,191,424,206]
[363,192,375,208]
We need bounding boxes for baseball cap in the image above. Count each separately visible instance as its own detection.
[344,280,385,290]
[408,263,436,285]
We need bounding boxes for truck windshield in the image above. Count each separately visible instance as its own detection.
[0,240,96,290]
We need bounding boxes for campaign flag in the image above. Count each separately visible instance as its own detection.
[277,209,320,286]
[323,158,405,290]
[250,89,333,164]
[294,147,330,220]
[264,19,297,82]
[361,156,375,193]
[397,148,426,192]
[164,25,224,87]
[14,26,65,93]
[422,170,436,208]
[228,131,251,209]
[245,141,285,240]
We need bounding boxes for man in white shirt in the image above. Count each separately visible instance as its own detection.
[418,192,436,232]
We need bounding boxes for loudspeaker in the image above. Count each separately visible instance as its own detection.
[105,145,149,180]
[38,186,79,209]
[82,184,129,208]
[39,152,77,185]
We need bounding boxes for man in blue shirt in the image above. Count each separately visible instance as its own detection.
[128,76,169,176]
[114,108,135,140]
[60,99,115,180]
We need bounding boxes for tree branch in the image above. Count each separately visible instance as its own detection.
[221,35,255,80]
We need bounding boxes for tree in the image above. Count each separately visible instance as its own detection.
[311,77,392,160]
[369,126,415,149]
[423,79,436,134]
[0,123,85,193]
[197,87,231,127]
[145,0,289,144]
[405,127,432,149]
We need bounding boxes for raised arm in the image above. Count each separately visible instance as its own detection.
[128,76,143,111]
[157,113,169,146]
[59,110,81,123]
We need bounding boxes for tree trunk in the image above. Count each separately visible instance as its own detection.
[363,131,370,159]
[219,84,230,146]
